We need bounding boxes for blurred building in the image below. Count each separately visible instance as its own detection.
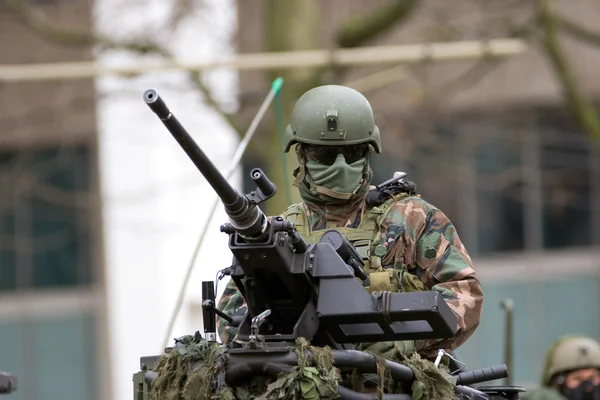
[236,0,600,389]
[0,1,238,400]
[0,1,109,400]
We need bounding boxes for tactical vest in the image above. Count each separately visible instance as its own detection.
[281,194,428,293]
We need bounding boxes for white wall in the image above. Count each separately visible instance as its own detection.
[93,1,239,400]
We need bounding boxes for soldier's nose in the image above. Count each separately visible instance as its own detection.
[335,153,346,164]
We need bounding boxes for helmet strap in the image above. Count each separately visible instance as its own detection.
[292,144,307,187]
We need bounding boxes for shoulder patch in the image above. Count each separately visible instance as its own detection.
[280,202,305,219]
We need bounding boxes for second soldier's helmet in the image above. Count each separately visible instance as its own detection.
[543,335,600,386]
[283,85,382,153]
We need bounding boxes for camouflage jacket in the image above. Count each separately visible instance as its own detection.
[216,195,483,359]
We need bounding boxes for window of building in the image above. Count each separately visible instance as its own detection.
[0,312,98,400]
[0,145,93,291]
[536,109,594,249]
[473,123,526,254]
[408,106,600,256]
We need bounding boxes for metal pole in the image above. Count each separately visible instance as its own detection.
[591,141,600,246]
[0,39,527,82]
[500,298,514,386]
[523,128,543,251]
[160,78,284,350]
[274,89,293,206]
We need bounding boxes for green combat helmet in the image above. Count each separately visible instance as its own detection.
[542,335,600,386]
[283,85,382,153]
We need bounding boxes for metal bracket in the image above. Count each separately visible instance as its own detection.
[434,349,466,374]
[371,291,381,310]
[248,309,271,349]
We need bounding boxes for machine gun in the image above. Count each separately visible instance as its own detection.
[136,89,526,399]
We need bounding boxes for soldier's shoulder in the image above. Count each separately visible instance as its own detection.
[393,194,437,207]
[377,196,448,235]
[373,196,432,234]
[280,202,306,217]
[387,195,440,217]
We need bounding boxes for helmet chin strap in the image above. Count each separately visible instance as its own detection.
[292,145,306,188]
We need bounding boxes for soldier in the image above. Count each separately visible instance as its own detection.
[216,85,483,367]
[522,335,600,400]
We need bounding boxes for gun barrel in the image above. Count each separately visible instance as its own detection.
[144,89,267,238]
[144,89,239,206]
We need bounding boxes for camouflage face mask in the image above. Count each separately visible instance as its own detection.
[305,153,367,200]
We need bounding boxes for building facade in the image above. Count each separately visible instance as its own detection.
[0,1,110,399]
[0,1,239,400]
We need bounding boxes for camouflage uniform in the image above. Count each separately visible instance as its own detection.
[216,85,483,361]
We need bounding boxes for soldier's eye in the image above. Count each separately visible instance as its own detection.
[341,145,369,163]
[305,146,336,165]
[304,145,369,165]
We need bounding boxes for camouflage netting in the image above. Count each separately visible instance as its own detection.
[355,341,455,400]
[148,334,339,400]
[148,333,455,400]
[256,337,339,400]
[149,332,228,400]
[355,351,455,399]
[403,353,456,400]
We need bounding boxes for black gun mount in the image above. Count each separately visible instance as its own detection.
[142,89,527,399]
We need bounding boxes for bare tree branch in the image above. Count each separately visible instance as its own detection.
[5,0,242,135]
[169,0,201,30]
[6,0,167,55]
[420,54,505,112]
[336,0,421,48]
[537,0,600,141]
[556,14,600,47]
[420,16,538,111]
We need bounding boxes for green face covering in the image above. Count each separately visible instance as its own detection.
[305,153,367,200]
